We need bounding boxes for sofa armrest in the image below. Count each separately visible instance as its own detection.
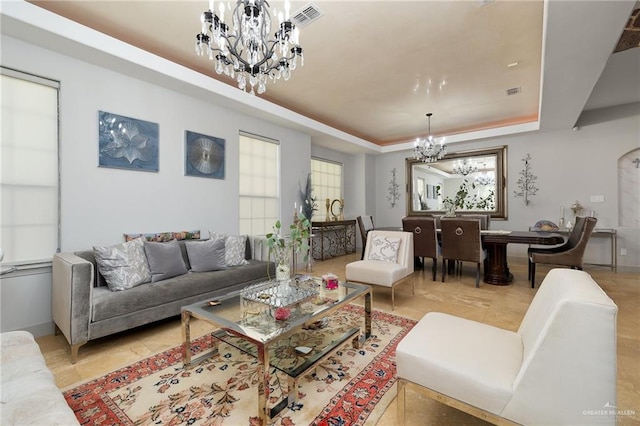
[248,235,270,262]
[52,253,93,353]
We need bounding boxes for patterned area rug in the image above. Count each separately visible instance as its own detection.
[64,305,416,425]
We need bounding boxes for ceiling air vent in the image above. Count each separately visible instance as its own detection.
[505,86,522,96]
[291,4,324,28]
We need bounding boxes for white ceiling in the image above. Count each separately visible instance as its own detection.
[2,0,639,153]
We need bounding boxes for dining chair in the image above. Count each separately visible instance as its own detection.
[456,213,491,230]
[402,216,438,281]
[356,215,374,260]
[528,216,597,288]
[440,217,486,287]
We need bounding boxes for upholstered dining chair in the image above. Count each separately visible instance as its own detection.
[529,216,597,288]
[440,217,486,287]
[456,213,491,230]
[356,215,375,260]
[402,217,438,281]
[346,230,413,310]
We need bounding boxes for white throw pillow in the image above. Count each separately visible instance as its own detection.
[368,235,401,263]
[93,237,151,291]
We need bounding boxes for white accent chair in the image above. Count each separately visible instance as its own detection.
[396,268,618,425]
[346,230,414,310]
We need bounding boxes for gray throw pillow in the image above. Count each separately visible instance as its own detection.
[93,237,151,291]
[185,238,227,272]
[144,239,188,282]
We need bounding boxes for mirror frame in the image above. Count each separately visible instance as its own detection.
[405,145,508,219]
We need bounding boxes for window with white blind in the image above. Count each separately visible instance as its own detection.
[311,158,342,221]
[238,133,279,235]
[0,68,60,267]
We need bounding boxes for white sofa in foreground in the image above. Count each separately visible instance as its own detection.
[396,268,618,425]
[0,331,79,425]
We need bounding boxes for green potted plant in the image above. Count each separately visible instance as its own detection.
[265,213,311,280]
[299,173,318,220]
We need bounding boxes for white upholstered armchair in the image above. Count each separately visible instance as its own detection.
[346,230,414,310]
[396,268,618,425]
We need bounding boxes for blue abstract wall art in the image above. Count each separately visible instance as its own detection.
[98,111,159,172]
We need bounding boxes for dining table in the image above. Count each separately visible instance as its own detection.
[480,230,565,285]
[374,227,565,286]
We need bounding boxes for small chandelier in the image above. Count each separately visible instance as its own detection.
[474,163,495,185]
[195,0,304,96]
[475,172,495,186]
[414,113,446,163]
[453,159,478,176]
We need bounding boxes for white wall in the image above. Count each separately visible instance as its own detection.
[374,103,640,268]
[2,36,311,250]
[0,271,54,336]
[0,35,311,334]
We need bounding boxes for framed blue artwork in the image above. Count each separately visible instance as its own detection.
[98,111,159,172]
[185,130,225,179]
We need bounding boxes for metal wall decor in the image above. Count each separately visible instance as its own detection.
[185,130,225,179]
[387,168,401,207]
[98,111,159,172]
[513,153,539,206]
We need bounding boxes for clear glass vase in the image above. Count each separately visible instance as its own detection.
[274,246,291,281]
[444,201,456,217]
[276,262,291,281]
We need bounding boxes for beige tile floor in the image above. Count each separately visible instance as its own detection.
[38,255,639,425]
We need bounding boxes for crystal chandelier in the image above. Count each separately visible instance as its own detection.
[195,0,304,96]
[414,113,446,163]
[474,163,495,185]
[475,172,495,186]
[453,159,478,176]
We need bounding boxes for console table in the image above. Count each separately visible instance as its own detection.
[311,220,357,260]
[529,227,617,271]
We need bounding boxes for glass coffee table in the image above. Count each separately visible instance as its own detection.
[181,275,372,424]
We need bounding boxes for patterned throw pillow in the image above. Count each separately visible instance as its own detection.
[224,235,249,266]
[123,230,200,242]
[93,237,151,291]
[367,235,401,263]
[209,232,249,266]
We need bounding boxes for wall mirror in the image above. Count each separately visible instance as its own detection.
[406,145,507,219]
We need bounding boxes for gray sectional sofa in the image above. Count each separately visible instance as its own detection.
[52,237,273,363]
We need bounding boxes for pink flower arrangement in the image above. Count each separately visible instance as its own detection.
[322,273,339,290]
[274,307,291,321]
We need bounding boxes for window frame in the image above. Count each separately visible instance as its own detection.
[310,157,343,221]
[238,131,280,236]
[0,66,60,271]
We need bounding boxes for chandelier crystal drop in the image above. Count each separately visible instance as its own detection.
[453,159,478,176]
[414,113,446,163]
[195,0,303,96]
